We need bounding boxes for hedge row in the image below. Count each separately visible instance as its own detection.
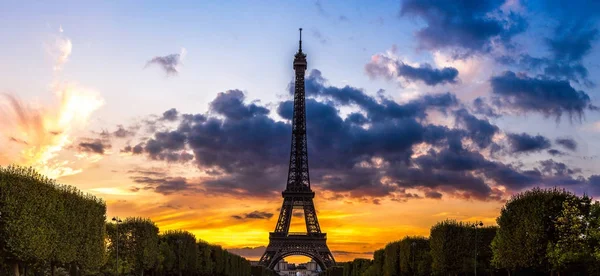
[0,165,106,275]
[0,166,253,276]
[322,188,600,276]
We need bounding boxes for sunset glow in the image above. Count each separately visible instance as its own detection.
[2,0,600,265]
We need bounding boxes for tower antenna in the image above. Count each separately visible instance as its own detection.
[299,28,302,51]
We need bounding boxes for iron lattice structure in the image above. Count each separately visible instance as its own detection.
[258,29,336,270]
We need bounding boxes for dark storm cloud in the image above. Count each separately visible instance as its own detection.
[301,69,459,120]
[113,125,136,138]
[539,159,581,177]
[547,23,598,62]
[547,149,566,157]
[400,0,526,56]
[121,144,144,154]
[132,81,469,197]
[78,139,111,154]
[396,63,458,86]
[145,131,186,154]
[498,53,593,86]
[490,71,596,120]
[482,164,542,190]
[145,52,183,76]
[483,159,585,190]
[555,138,577,151]
[425,191,443,199]
[231,211,274,220]
[544,63,591,86]
[128,69,592,200]
[507,133,551,153]
[210,90,269,120]
[495,3,599,86]
[345,112,368,125]
[472,97,500,118]
[454,108,499,148]
[365,56,459,86]
[130,175,201,195]
[162,108,179,121]
[588,175,600,196]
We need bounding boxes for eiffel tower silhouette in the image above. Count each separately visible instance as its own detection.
[258,28,336,270]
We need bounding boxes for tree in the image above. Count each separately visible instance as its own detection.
[342,259,371,276]
[429,220,473,275]
[383,241,400,276]
[0,166,106,276]
[474,226,497,275]
[588,201,600,274]
[157,241,175,275]
[160,230,197,276]
[117,218,159,276]
[196,241,214,275]
[398,236,431,276]
[492,188,583,274]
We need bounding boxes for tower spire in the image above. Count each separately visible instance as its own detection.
[299,28,303,52]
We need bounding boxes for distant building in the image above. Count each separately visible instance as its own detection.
[273,259,320,276]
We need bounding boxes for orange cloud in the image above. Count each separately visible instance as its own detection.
[0,84,103,178]
[0,28,103,178]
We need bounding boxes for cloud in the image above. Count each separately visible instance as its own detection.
[315,0,327,16]
[159,108,179,121]
[113,125,136,138]
[131,129,194,162]
[495,9,599,87]
[453,108,499,148]
[78,139,111,154]
[123,69,593,200]
[400,0,526,57]
[547,23,598,63]
[121,144,144,154]
[231,211,274,220]
[46,27,72,71]
[365,54,459,86]
[145,48,186,76]
[507,133,551,153]
[555,138,577,151]
[425,191,443,199]
[0,83,104,178]
[210,90,269,120]
[472,97,500,118]
[490,71,596,121]
[547,149,566,156]
[299,69,459,120]
[539,159,581,177]
[498,54,594,86]
[312,29,328,44]
[588,175,600,196]
[129,173,202,195]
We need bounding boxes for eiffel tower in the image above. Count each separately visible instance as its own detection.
[258,28,336,270]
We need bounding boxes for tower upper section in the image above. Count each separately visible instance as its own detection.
[294,28,307,71]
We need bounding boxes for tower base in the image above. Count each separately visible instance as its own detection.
[258,232,335,270]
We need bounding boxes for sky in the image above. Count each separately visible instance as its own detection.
[1,0,600,263]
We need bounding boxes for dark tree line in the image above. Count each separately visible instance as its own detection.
[323,188,600,276]
[492,188,600,275]
[0,166,106,276]
[0,166,252,276]
[100,220,252,276]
